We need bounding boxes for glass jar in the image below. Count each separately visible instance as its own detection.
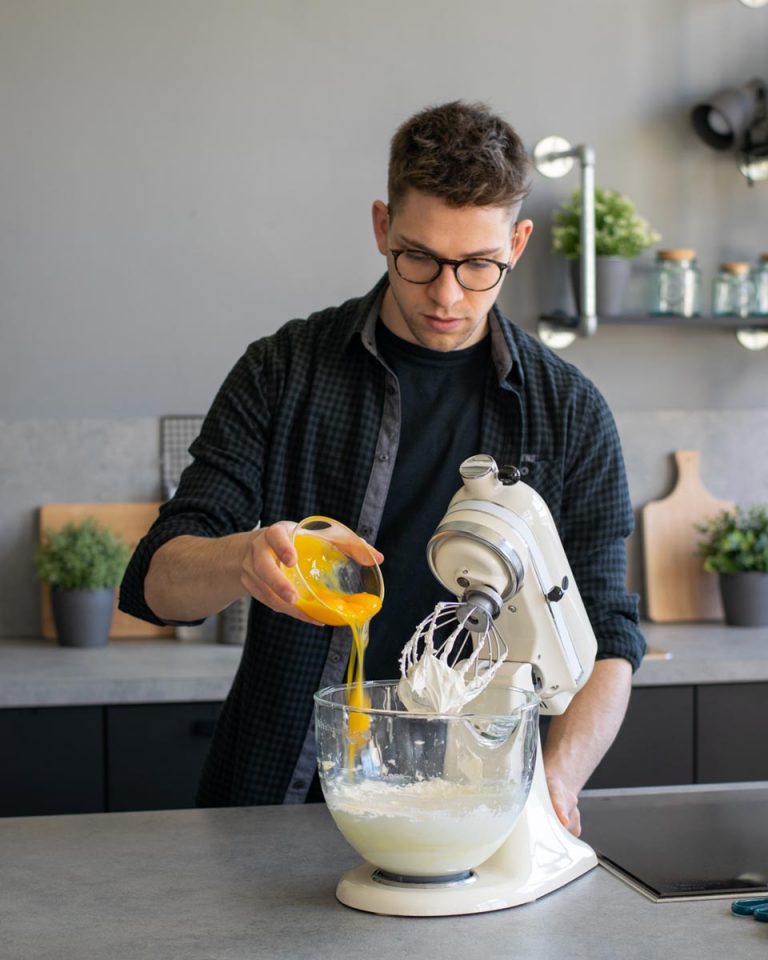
[749,254,768,316]
[650,249,701,317]
[712,262,755,318]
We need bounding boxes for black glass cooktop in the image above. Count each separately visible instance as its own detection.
[580,783,768,901]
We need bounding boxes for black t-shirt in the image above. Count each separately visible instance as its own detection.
[364,319,491,680]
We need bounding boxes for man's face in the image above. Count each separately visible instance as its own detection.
[372,190,532,352]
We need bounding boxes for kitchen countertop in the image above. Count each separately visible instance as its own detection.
[0,621,766,708]
[0,637,242,707]
[1,790,765,960]
[635,621,768,685]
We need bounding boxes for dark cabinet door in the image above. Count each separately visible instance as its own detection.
[0,706,104,817]
[584,685,695,789]
[106,702,221,812]
[697,683,768,783]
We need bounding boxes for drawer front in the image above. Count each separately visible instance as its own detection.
[697,683,768,783]
[584,685,695,789]
[0,706,104,817]
[106,702,221,812]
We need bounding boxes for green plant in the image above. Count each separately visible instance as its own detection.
[551,187,661,259]
[35,518,131,590]
[696,506,768,574]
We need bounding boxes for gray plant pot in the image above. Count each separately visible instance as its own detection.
[570,256,632,317]
[51,587,115,647]
[719,572,768,627]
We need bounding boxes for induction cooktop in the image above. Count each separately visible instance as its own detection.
[580,782,768,902]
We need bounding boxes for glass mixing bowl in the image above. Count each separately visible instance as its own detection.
[314,680,539,880]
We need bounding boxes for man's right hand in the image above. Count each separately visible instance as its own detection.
[240,522,322,625]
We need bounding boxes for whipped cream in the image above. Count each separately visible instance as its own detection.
[398,601,506,714]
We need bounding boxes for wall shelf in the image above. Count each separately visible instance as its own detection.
[538,313,768,350]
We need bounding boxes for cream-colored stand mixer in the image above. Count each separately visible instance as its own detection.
[325,453,599,916]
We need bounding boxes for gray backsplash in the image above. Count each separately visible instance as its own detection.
[2,412,766,638]
[0,420,161,638]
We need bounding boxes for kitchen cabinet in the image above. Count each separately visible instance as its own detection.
[0,706,104,816]
[696,682,768,783]
[585,685,695,788]
[1,680,766,817]
[548,681,768,790]
[106,702,221,811]
[0,702,221,817]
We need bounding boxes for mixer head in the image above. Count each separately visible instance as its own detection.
[402,454,597,716]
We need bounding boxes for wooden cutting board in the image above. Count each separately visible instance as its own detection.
[39,502,174,639]
[642,451,734,622]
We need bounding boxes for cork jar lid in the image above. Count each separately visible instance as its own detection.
[720,261,751,275]
[655,248,696,261]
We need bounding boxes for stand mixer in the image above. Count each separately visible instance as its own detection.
[315,453,599,916]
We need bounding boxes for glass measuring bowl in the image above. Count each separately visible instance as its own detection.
[314,680,538,879]
[284,516,383,627]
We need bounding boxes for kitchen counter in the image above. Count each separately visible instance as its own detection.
[635,621,768,686]
[1,790,765,960]
[0,637,242,707]
[0,621,767,707]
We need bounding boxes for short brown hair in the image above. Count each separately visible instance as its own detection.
[388,101,531,214]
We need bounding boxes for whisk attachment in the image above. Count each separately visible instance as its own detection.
[398,599,508,714]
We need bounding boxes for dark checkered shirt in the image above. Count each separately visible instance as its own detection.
[119,274,645,806]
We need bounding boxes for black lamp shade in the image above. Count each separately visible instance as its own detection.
[692,82,762,150]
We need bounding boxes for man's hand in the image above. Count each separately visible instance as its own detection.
[241,521,384,624]
[546,772,582,837]
[240,522,320,624]
[542,658,633,836]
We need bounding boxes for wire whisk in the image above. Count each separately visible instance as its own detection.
[398,601,509,714]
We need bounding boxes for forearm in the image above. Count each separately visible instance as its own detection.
[543,657,633,795]
[144,533,253,622]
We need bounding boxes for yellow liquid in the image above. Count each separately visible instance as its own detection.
[291,533,382,758]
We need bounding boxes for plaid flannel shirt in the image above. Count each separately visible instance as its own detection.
[119,274,644,806]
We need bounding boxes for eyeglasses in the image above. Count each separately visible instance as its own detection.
[390,246,513,292]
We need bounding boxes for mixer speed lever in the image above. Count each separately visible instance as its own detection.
[546,577,570,603]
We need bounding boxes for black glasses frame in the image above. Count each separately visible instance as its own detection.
[390,248,513,292]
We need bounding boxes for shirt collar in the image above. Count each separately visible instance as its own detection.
[488,303,525,389]
[341,274,389,355]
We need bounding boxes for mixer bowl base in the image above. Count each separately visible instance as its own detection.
[336,844,597,917]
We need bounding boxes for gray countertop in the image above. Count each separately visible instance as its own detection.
[635,621,768,686]
[1,793,765,960]
[0,637,242,707]
[1,621,767,708]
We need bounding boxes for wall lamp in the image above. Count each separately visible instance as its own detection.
[692,78,768,184]
[532,137,597,346]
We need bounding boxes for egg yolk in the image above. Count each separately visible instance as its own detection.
[291,533,382,762]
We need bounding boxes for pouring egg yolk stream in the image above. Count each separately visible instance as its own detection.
[290,533,382,762]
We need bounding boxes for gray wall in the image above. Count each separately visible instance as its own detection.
[2,1,767,636]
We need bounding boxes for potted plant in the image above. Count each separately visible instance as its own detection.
[696,505,768,626]
[552,186,661,316]
[35,518,131,647]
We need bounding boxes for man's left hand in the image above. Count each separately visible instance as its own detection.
[546,772,582,837]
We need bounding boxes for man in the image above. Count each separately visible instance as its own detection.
[120,100,644,835]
